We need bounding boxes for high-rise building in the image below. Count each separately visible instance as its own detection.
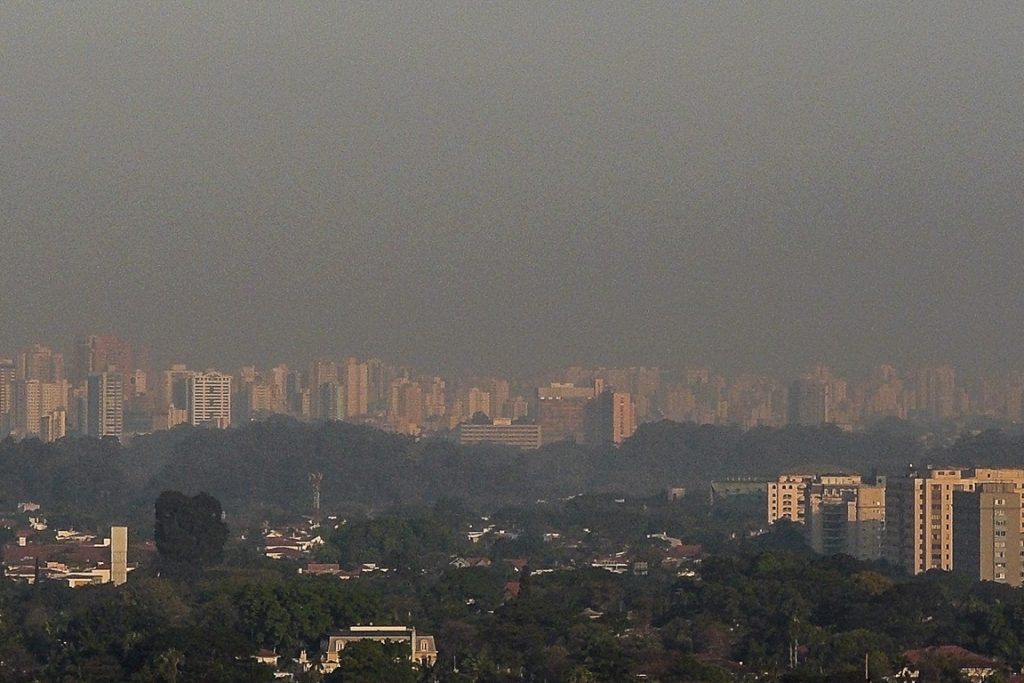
[39,409,66,442]
[0,358,16,434]
[11,380,41,438]
[584,390,635,445]
[464,387,491,420]
[318,382,346,421]
[309,360,340,418]
[187,371,231,428]
[18,345,64,383]
[767,474,816,525]
[87,372,124,439]
[535,383,595,444]
[159,365,196,413]
[345,358,368,417]
[917,366,956,419]
[806,476,886,561]
[74,335,132,385]
[787,377,830,426]
[953,484,1024,587]
[885,467,1024,575]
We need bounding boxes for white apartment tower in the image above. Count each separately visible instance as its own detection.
[87,372,124,439]
[187,371,232,428]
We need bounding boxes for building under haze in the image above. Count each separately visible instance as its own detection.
[74,335,132,388]
[456,418,542,449]
[584,390,636,445]
[787,377,830,426]
[187,371,231,429]
[86,372,124,440]
[18,345,64,384]
[345,358,368,417]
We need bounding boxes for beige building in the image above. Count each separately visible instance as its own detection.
[953,484,1024,586]
[885,467,1024,575]
[806,477,886,560]
[767,474,815,525]
[767,473,886,561]
[320,626,437,673]
[344,358,369,417]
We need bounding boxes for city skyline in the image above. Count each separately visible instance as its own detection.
[5,331,1024,447]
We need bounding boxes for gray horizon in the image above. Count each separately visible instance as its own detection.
[2,3,1022,378]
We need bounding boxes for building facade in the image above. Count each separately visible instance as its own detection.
[187,371,232,428]
[86,372,124,439]
[456,418,542,449]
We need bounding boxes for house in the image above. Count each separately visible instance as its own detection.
[450,556,491,569]
[320,626,437,673]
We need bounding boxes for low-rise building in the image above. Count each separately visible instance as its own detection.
[320,626,437,672]
[456,418,542,449]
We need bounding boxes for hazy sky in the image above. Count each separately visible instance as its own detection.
[2,3,1022,376]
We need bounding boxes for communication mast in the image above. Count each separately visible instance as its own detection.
[309,472,323,527]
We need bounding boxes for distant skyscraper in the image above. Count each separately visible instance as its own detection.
[159,364,196,412]
[536,383,595,444]
[11,380,41,438]
[0,358,15,434]
[584,390,636,445]
[187,371,231,428]
[18,344,64,383]
[917,366,956,419]
[318,382,346,421]
[87,372,124,439]
[464,387,491,419]
[787,377,830,426]
[75,335,132,386]
[345,358,368,417]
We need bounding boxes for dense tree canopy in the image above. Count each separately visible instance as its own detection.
[154,491,230,574]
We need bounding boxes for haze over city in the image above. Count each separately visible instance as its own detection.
[3,3,1023,376]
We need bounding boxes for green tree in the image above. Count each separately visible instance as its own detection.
[326,640,417,683]
[154,491,230,576]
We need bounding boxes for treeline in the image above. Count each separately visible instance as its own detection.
[5,541,1024,681]
[6,418,1024,529]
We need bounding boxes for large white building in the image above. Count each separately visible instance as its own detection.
[87,372,124,440]
[187,371,232,428]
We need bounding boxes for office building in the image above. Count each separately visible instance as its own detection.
[0,358,15,434]
[456,418,542,450]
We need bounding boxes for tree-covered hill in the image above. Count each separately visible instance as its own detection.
[8,418,1024,531]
